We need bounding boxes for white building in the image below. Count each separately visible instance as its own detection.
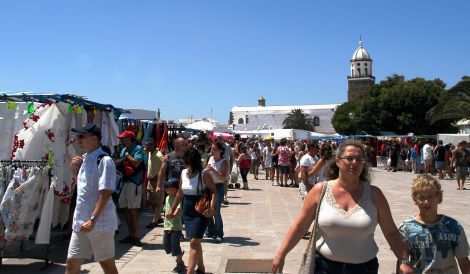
[230,39,375,136]
[231,97,340,134]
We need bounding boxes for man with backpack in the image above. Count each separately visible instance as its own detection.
[66,123,118,274]
[116,130,145,247]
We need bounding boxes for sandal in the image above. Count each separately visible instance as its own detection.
[196,268,206,274]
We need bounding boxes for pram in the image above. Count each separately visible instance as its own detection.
[227,164,241,189]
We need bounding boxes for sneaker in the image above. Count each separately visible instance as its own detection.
[215,236,223,243]
[223,198,229,205]
[204,232,215,238]
[131,237,144,247]
[118,236,132,244]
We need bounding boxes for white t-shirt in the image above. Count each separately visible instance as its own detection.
[423,144,433,160]
[300,153,319,186]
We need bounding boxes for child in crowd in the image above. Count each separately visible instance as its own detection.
[163,178,186,273]
[237,146,251,190]
[398,174,469,273]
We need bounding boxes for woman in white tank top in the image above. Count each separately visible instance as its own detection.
[169,148,217,274]
[205,141,229,242]
[273,140,413,274]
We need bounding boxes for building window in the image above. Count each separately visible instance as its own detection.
[357,68,361,76]
[365,63,368,66]
[313,116,320,127]
[357,63,360,66]
[365,68,368,75]
[238,118,244,124]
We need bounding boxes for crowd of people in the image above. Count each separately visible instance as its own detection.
[373,139,470,190]
[64,123,470,274]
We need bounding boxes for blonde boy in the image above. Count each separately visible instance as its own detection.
[398,174,469,273]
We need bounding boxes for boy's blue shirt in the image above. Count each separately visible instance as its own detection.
[399,215,469,273]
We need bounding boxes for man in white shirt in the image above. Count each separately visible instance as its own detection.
[422,140,433,174]
[299,142,326,200]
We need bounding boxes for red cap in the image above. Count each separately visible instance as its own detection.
[117,130,135,139]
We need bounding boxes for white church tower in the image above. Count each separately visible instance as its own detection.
[347,38,375,100]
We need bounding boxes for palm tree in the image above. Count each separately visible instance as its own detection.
[282,109,314,130]
[427,77,470,125]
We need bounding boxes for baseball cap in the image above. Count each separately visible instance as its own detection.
[71,123,101,136]
[117,130,135,139]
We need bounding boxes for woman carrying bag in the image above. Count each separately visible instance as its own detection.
[272,140,413,274]
[169,148,216,274]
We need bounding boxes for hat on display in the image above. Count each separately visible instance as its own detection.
[118,130,136,139]
[71,123,101,136]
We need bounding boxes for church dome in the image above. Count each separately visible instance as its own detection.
[351,40,371,61]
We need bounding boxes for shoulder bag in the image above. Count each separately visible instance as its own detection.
[298,181,328,274]
[194,171,212,215]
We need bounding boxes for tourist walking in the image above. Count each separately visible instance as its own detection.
[169,148,216,274]
[271,143,280,185]
[276,138,291,187]
[205,141,229,243]
[398,174,469,273]
[299,141,325,200]
[163,178,186,273]
[433,140,446,179]
[250,142,261,180]
[237,146,251,190]
[66,123,118,274]
[263,142,273,180]
[272,140,413,274]
[453,140,469,190]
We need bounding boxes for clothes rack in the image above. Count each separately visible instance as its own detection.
[0,160,54,270]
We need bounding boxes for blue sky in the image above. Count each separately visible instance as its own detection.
[1,1,469,124]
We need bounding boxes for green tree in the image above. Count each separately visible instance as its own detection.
[332,75,451,135]
[283,109,314,130]
[427,76,470,125]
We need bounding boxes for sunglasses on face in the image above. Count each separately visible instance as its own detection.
[340,157,365,163]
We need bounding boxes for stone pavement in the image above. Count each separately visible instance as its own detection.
[1,168,469,274]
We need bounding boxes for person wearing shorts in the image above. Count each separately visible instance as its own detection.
[117,130,145,247]
[145,139,165,228]
[277,138,291,187]
[67,123,118,274]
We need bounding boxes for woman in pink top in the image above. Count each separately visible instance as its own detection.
[276,138,291,187]
[273,140,413,274]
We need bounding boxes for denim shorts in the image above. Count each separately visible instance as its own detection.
[314,252,379,274]
[163,230,183,256]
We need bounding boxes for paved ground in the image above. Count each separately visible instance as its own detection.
[1,167,469,273]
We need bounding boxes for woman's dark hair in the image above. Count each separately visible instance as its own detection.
[213,141,226,158]
[182,147,203,172]
[325,140,370,182]
[240,145,248,153]
[280,138,287,146]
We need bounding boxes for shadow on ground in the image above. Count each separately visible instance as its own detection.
[223,236,260,247]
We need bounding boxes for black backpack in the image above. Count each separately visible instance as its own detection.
[97,154,124,204]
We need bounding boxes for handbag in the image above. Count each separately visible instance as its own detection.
[194,171,212,215]
[298,181,328,274]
